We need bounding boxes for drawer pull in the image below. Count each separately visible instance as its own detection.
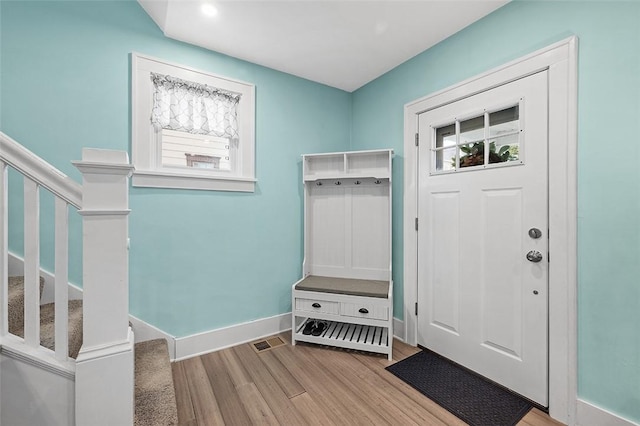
[358,308,369,314]
[312,303,321,308]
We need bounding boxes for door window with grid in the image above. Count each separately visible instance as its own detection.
[432,103,522,174]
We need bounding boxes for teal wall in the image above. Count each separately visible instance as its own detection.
[0,1,351,336]
[2,0,639,422]
[351,0,640,422]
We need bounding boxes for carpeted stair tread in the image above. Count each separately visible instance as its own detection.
[134,339,178,426]
[8,276,45,334]
[9,275,83,359]
[11,299,84,359]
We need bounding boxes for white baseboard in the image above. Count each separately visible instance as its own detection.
[576,399,638,426]
[173,314,407,361]
[128,315,176,358]
[393,317,405,342]
[174,313,292,361]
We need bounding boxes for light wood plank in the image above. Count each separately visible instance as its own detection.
[219,347,252,388]
[253,349,305,399]
[269,343,356,425]
[232,343,306,425]
[182,357,225,426]
[236,383,279,426]
[272,341,390,425]
[519,408,565,426]
[200,350,252,425]
[172,361,197,425]
[54,197,69,361]
[392,338,421,359]
[304,342,442,426]
[23,177,40,348]
[289,391,335,426]
[307,343,450,426]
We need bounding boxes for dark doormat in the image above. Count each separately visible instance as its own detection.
[386,349,533,426]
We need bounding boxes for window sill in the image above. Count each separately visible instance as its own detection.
[132,169,256,192]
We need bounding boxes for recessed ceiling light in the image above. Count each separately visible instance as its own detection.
[201,3,218,17]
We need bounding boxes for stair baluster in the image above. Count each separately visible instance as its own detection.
[54,197,70,362]
[23,178,41,349]
[0,160,8,337]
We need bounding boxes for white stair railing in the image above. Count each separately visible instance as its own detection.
[0,131,135,424]
[0,132,82,368]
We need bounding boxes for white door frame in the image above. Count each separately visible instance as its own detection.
[403,37,578,424]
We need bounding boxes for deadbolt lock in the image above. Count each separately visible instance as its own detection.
[528,228,542,239]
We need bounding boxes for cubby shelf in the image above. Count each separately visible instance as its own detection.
[302,149,393,182]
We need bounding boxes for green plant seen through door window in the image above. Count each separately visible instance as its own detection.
[456,141,519,168]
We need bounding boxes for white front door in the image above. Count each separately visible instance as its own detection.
[417,71,549,406]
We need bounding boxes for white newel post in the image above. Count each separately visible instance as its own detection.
[72,149,135,425]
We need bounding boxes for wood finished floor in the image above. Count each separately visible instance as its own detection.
[172,332,564,426]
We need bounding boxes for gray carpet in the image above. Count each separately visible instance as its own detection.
[8,276,44,333]
[134,339,178,426]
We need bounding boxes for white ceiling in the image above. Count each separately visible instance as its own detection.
[138,0,509,92]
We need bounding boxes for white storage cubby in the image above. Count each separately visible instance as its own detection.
[292,149,393,359]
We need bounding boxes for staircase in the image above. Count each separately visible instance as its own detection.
[1,131,177,425]
[7,274,178,425]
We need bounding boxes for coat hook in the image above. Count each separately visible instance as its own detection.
[354,180,361,185]
[316,181,323,186]
[374,180,382,185]
[335,181,342,186]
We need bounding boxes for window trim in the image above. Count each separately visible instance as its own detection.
[131,52,256,192]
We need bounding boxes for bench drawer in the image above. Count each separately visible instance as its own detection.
[340,302,388,321]
[295,298,339,315]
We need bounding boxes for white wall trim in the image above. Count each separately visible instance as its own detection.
[576,400,638,426]
[174,312,292,361]
[132,170,256,193]
[174,314,407,361]
[0,334,75,380]
[403,36,578,424]
[393,317,405,342]
[128,314,177,358]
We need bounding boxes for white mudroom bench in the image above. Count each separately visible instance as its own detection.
[291,149,394,359]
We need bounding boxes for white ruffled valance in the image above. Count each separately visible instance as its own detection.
[150,73,241,139]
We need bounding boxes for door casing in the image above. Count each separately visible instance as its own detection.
[402,37,578,424]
